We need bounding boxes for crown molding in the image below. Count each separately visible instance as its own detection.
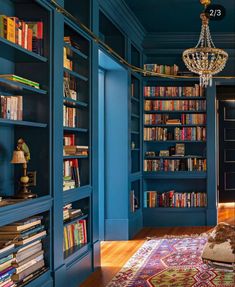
[144,32,235,50]
[99,0,146,48]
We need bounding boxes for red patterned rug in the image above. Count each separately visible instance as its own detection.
[107,236,235,287]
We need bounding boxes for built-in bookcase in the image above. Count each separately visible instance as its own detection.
[143,78,209,227]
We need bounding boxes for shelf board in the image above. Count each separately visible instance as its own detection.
[144,124,206,127]
[0,119,47,128]
[143,171,207,179]
[131,148,140,151]
[0,78,47,95]
[144,140,206,143]
[0,36,47,63]
[63,155,88,160]
[64,68,88,82]
[63,127,88,133]
[131,97,140,103]
[145,155,206,160]
[143,207,207,212]
[63,97,88,108]
[64,42,88,60]
[64,243,91,264]
[144,96,206,101]
[144,110,206,114]
[63,214,88,227]
[131,113,140,119]
[131,131,140,135]
[63,185,92,205]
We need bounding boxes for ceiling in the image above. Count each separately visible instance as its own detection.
[123,0,235,34]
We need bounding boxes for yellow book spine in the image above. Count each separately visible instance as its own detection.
[7,17,15,43]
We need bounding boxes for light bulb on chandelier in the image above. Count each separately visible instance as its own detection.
[182,0,228,87]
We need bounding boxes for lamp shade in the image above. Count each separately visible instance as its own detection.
[11,150,26,164]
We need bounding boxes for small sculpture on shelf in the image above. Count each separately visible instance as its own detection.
[11,138,37,199]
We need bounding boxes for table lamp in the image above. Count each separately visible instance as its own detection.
[11,138,37,199]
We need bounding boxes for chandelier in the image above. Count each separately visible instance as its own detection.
[182,0,228,87]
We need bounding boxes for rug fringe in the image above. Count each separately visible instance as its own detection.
[146,232,209,240]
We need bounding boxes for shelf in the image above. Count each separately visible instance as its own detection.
[64,42,88,60]
[143,207,207,212]
[131,97,140,103]
[131,148,140,151]
[63,98,88,108]
[0,119,47,128]
[131,131,140,135]
[144,110,206,114]
[64,243,91,263]
[64,127,88,133]
[144,140,206,143]
[63,214,88,227]
[63,186,92,205]
[143,171,207,179]
[0,78,47,95]
[131,113,140,119]
[144,96,206,101]
[64,68,88,82]
[144,124,206,127]
[63,155,88,160]
[143,76,199,82]
[0,36,47,63]
[145,156,205,159]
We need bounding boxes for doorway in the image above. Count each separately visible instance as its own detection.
[217,86,235,203]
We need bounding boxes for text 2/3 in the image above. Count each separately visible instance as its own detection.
[209,9,221,17]
[205,4,226,21]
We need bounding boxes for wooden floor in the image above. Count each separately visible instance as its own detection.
[81,206,235,287]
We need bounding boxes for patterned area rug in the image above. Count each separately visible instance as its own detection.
[107,236,235,287]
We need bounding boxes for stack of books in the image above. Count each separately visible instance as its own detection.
[0,244,15,287]
[63,204,83,222]
[63,159,80,190]
[0,95,23,120]
[63,219,87,252]
[63,47,73,70]
[0,74,40,89]
[144,100,206,111]
[64,145,88,156]
[0,16,43,55]
[63,106,77,128]
[0,216,47,286]
[144,64,179,75]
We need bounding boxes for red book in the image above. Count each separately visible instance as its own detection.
[27,28,33,51]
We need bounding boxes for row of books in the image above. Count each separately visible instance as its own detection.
[63,134,88,156]
[63,106,77,128]
[63,77,78,100]
[63,159,80,191]
[0,95,23,121]
[144,127,206,141]
[144,158,207,172]
[144,100,206,111]
[144,64,179,76]
[0,216,47,286]
[144,85,203,98]
[0,15,43,55]
[63,219,87,252]
[144,114,206,125]
[144,191,207,208]
[0,74,40,89]
[63,204,83,222]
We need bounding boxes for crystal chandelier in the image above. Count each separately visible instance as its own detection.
[182,0,228,87]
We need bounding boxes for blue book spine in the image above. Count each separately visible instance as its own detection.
[0,267,16,281]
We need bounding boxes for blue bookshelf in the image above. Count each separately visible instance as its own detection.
[143,78,210,227]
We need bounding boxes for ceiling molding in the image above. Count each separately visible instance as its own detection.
[99,0,146,48]
[144,32,235,50]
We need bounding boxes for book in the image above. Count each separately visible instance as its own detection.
[0,219,41,232]
[0,244,14,255]
[0,266,16,282]
[13,230,46,246]
[0,225,44,240]
[11,259,44,282]
[14,242,42,264]
[15,253,43,274]
[0,75,39,89]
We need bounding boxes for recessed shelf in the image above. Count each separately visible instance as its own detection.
[64,68,88,82]
[63,127,88,133]
[144,110,206,114]
[131,113,140,119]
[64,243,91,263]
[0,119,47,128]
[63,155,88,160]
[143,171,207,179]
[64,42,88,60]
[0,36,47,63]
[63,186,92,205]
[144,124,206,128]
[0,78,47,95]
[144,96,206,101]
[63,97,88,108]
